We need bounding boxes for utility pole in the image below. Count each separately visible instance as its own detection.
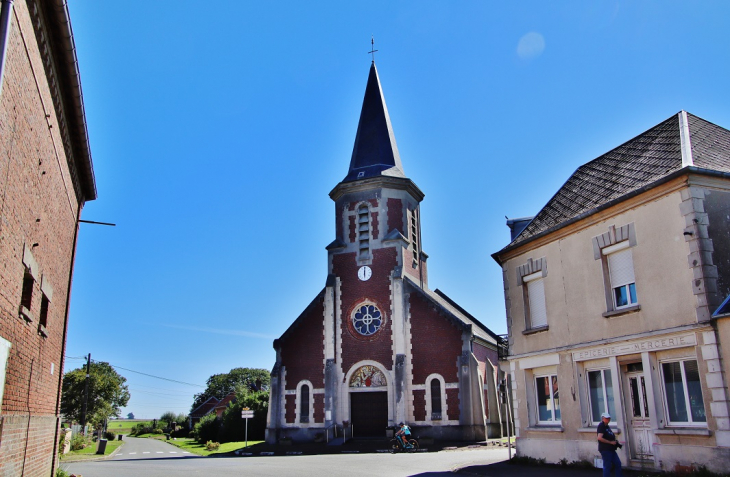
[81,353,90,433]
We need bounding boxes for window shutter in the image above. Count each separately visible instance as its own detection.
[527,278,547,328]
[608,248,635,288]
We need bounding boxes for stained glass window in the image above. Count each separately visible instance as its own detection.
[349,365,387,387]
[352,303,383,336]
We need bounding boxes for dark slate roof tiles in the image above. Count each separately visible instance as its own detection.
[504,112,730,249]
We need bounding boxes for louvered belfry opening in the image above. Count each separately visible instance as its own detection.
[358,204,370,260]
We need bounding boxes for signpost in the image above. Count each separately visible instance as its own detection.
[241,408,254,448]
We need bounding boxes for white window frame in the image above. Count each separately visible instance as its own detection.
[534,373,561,424]
[659,359,707,427]
[603,241,638,310]
[295,380,314,425]
[586,368,615,425]
[523,271,547,329]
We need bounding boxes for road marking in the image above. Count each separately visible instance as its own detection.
[156,451,164,454]
[183,452,190,454]
[129,452,137,455]
[170,451,177,454]
[260,452,275,456]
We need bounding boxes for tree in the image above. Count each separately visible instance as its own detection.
[61,361,130,427]
[191,367,270,412]
[127,412,135,419]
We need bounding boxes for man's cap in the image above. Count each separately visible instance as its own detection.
[601,412,611,419]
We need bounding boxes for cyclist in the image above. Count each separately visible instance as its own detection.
[395,422,412,448]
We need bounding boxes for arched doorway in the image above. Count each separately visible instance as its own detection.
[348,365,388,437]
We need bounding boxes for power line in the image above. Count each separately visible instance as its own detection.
[84,359,205,388]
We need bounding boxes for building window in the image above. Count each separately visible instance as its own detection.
[430,378,442,421]
[605,243,637,309]
[21,272,34,310]
[587,369,615,424]
[357,204,370,260]
[351,303,383,336]
[535,374,560,423]
[524,272,547,329]
[661,359,706,425]
[410,208,419,267]
[300,384,310,423]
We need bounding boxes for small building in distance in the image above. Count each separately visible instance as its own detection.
[266,62,505,444]
[492,112,730,473]
[0,1,96,475]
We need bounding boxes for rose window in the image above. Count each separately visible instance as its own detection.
[352,303,382,336]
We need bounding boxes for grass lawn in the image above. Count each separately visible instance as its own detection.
[143,435,263,456]
[60,439,124,461]
[106,419,153,434]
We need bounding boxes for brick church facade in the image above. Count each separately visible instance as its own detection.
[266,63,503,443]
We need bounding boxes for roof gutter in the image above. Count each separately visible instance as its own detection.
[0,0,14,97]
[491,166,730,265]
[41,0,96,201]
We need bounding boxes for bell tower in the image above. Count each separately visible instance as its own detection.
[322,62,428,432]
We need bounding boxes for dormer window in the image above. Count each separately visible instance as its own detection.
[358,204,370,260]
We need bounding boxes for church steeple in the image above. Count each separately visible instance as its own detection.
[343,63,405,183]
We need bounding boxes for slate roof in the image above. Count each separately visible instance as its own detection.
[342,62,405,183]
[497,112,730,255]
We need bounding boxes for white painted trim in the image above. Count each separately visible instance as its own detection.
[0,335,11,408]
[341,360,394,427]
[572,333,697,362]
[519,353,560,370]
[424,373,448,425]
[679,111,694,168]
[523,271,543,283]
[601,240,631,255]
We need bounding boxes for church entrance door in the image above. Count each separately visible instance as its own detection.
[350,391,388,437]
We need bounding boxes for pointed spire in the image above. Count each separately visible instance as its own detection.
[343,63,405,182]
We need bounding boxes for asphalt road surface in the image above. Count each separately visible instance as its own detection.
[62,438,510,477]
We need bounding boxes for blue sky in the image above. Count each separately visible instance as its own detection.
[63,1,730,418]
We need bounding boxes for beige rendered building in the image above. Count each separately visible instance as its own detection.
[492,112,730,473]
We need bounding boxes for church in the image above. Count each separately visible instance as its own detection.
[266,62,503,443]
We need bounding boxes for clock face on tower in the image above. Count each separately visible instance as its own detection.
[358,265,372,281]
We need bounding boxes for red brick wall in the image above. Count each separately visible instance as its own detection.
[334,249,396,375]
[313,393,324,423]
[284,395,296,424]
[0,3,89,475]
[413,389,426,421]
[387,198,403,233]
[446,388,460,421]
[280,295,325,390]
[409,293,463,385]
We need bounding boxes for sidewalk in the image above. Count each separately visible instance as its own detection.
[457,460,649,476]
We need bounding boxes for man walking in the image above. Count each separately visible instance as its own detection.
[597,412,622,477]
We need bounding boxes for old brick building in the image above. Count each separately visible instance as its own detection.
[0,1,96,475]
[266,63,503,443]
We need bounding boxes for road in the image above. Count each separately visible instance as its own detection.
[62,438,510,477]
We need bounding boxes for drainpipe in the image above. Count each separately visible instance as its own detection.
[0,0,14,97]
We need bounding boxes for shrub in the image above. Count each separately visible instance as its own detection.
[70,434,87,451]
[194,413,220,443]
[56,468,70,477]
[205,441,220,451]
[153,428,163,434]
[104,430,116,440]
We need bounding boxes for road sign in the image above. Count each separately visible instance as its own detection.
[241,411,254,418]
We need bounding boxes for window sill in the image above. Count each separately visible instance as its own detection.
[523,325,549,335]
[655,428,711,436]
[19,305,34,323]
[526,425,563,432]
[602,305,641,318]
[578,427,622,435]
[38,324,48,338]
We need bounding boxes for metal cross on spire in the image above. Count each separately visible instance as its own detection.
[368,36,378,63]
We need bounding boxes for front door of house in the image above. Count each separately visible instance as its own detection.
[623,368,654,461]
[350,391,388,437]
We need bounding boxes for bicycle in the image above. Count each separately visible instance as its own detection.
[389,436,419,453]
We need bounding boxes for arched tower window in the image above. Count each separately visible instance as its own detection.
[430,378,442,420]
[300,384,310,423]
[358,203,370,260]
